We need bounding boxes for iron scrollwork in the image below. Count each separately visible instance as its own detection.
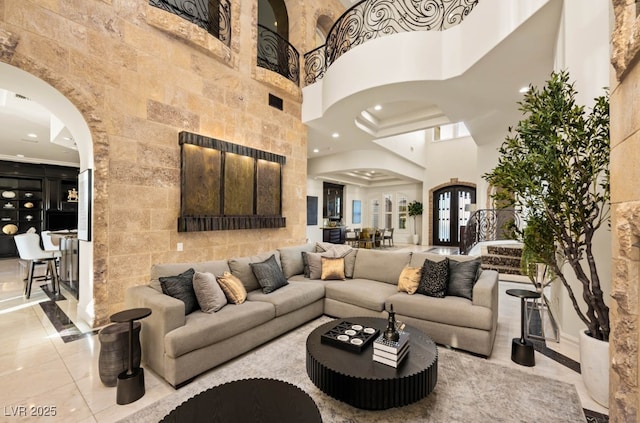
[305,0,478,86]
[150,0,231,47]
[257,24,300,86]
[460,208,521,255]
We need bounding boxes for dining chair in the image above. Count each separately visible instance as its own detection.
[382,228,394,247]
[14,232,61,298]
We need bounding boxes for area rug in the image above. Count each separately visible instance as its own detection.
[118,316,586,423]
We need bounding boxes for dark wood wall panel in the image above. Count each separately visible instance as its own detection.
[182,144,221,216]
[223,153,254,215]
[178,131,286,232]
[256,160,281,216]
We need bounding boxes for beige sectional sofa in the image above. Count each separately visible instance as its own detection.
[125,244,499,388]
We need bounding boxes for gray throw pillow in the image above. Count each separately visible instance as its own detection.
[416,258,449,298]
[447,258,482,300]
[193,271,227,313]
[159,268,198,314]
[250,254,288,294]
[302,251,334,279]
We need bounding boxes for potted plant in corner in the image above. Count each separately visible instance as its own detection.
[408,200,423,245]
[484,70,610,407]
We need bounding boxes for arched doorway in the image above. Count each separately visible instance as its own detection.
[432,184,476,246]
[0,62,95,324]
[258,0,289,40]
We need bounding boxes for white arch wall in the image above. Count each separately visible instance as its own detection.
[0,63,95,326]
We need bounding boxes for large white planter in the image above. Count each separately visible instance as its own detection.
[412,234,420,245]
[579,330,609,408]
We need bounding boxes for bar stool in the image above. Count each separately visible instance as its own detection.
[14,232,61,298]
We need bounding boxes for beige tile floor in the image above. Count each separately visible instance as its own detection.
[0,249,608,422]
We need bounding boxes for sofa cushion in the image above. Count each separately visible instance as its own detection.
[193,271,227,313]
[315,243,357,278]
[228,251,282,292]
[302,251,334,279]
[159,268,198,315]
[247,280,325,317]
[217,272,247,304]
[250,254,289,294]
[447,257,482,300]
[397,266,422,294]
[150,260,231,292]
[321,257,346,280]
[386,292,493,331]
[352,249,411,284]
[277,244,315,278]
[353,249,411,288]
[325,279,399,311]
[164,301,275,358]
[416,258,449,298]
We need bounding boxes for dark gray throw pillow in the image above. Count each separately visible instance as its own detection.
[417,258,449,298]
[159,268,198,314]
[447,258,482,300]
[250,254,288,294]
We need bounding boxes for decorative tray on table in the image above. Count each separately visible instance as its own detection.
[320,320,380,353]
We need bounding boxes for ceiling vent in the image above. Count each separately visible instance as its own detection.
[15,93,31,101]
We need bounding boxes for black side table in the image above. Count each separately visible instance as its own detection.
[506,289,541,366]
[110,307,152,405]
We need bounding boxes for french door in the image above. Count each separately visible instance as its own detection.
[432,185,476,246]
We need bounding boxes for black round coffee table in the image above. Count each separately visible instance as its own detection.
[160,378,321,423]
[306,317,438,410]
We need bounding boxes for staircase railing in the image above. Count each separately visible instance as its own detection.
[303,0,479,86]
[459,208,521,255]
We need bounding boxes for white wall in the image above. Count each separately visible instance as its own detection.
[549,0,611,340]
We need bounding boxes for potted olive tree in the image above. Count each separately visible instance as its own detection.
[408,200,423,245]
[484,70,610,406]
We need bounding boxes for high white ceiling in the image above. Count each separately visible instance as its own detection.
[0,88,79,167]
[309,0,563,186]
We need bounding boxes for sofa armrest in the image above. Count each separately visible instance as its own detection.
[472,270,499,311]
[125,285,186,379]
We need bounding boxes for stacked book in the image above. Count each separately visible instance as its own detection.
[372,332,410,368]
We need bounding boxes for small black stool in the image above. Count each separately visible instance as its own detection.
[110,307,151,405]
[98,322,141,387]
[506,289,541,366]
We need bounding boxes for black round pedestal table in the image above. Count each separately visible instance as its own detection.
[506,289,541,366]
[160,378,322,423]
[306,317,438,410]
[110,307,152,405]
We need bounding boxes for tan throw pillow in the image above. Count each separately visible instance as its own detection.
[216,272,247,304]
[398,266,422,295]
[321,257,346,280]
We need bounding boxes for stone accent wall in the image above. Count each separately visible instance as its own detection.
[611,0,640,420]
[0,0,341,325]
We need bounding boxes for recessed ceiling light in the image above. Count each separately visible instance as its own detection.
[27,133,37,138]
[374,105,382,111]
[313,148,319,153]
[332,132,339,138]
[519,86,529,93]
[16,154,24,158]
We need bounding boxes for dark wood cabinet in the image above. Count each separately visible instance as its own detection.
[321,226,346,244]
[0,161,79,258]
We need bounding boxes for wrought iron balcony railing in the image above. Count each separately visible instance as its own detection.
[257,25,300,86]
[304,0,479,86]
[150,0,231,47]
[459,208,521,255]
